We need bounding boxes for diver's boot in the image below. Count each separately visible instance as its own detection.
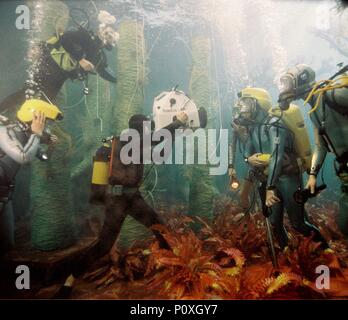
[153,230,170,250]
[52,275,75,299]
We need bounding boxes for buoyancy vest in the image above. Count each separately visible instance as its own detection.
[46,35,79,72]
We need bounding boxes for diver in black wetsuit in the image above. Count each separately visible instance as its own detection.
[0,12,118,113]
[53,111,189,298]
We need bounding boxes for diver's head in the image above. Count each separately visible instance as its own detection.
[129,114,155,135]
[98,26,120,48]
[234,88,272,126]
[278,64,316,110]
[97,10,119,48]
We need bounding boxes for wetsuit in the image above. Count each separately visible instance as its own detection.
[307,79,348,238]
[71,119,184,277]
[0,29,116,113]
[244,112,327,248]
[0,123,40,254]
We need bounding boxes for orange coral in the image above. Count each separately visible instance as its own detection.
[78,201,348,300]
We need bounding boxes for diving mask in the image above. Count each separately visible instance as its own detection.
[278,75,296,110]
[279,75,295,97]
[99,26,120,47]
[97,10,119,48]
[278,65,316,109]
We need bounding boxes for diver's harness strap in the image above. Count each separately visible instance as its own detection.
[244,116,300,185]
[310,95,348,178]
[311,96,339,157]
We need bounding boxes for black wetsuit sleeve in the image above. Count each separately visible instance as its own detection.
[150,120,184,163]
[151,120,184,147]
[60,30,96,61]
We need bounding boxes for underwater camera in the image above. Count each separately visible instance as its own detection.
[293,184,327,204]
[153,86,207,131]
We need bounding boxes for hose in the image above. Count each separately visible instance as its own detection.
[305,76,348,114]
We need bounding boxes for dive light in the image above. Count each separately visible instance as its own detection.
[230,176,240,190]
[229,168,240,190]
[293,184,327,204]
[36,148,49,162]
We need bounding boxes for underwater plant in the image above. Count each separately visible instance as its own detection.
[70,200,348,300]
[111,20,151,247]
[145,225,241,299]
[187,35,217,222]
[71,76,113,181]
[29,1,76,251]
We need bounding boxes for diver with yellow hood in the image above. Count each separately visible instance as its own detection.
[233,88,328,258]
[278,64,348,239]
[0,100,62,255]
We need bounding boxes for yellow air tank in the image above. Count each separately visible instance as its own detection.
[91,144,111,186]
[270,104,312,172]
[90,144,112,204]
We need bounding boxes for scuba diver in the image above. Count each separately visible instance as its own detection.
[54,111,189,298]
[278,64,348,239]
[234,87,328,256]
[0,10,119,113]
[0,100,62,255]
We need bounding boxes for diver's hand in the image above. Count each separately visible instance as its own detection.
[176,112,188,125]
[306,175,317,195]
[266,189,281,207]
[31,111,46,137]
[247,153,268,168]
[79,59,95,72]
[49,134,59,145]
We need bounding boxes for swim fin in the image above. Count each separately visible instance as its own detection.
[97,67,117,83]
